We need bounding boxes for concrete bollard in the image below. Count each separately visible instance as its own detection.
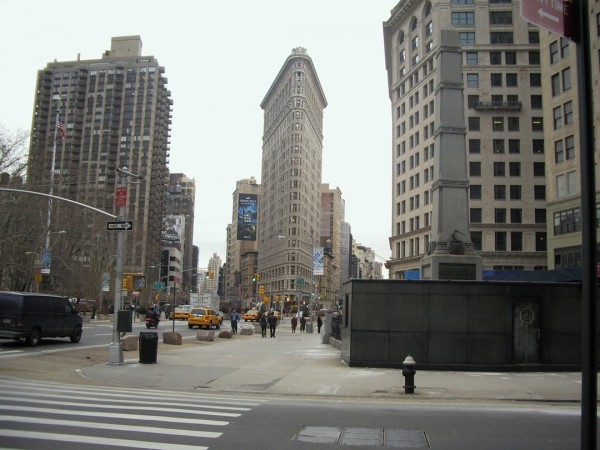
[402,355,416,394]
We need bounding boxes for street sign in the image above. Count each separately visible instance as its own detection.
[115,186,127,207]
[296,277,305,286]
[521,0,576,40]
[153,281,165,289]
[106,221,133,231]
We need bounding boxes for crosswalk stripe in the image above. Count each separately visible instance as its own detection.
[1,405,229,426]
[0,396,241,418]
[0,415,222,439]
[0,429,208,450]
[1,390,251,412]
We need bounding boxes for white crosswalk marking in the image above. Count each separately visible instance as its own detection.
[0,376,263,449]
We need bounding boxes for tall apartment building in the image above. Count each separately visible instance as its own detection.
[320,183,343,304]
[258,47,327,311]
[164,173,196,291]
[27,35,171,287]
[383,1,547,278]
[541,21,600,268]
[224,177,260,301]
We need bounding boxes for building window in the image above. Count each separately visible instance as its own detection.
[468,117,480,131]
[510,185,522,200]
[564,101,573,124]
[460,32,476,45]
[562,67,572,90]
[565,135,575,159]
[471,231,482,250]
[470,161,481,176]
[535,209,546,223]
[508,117,520,131]
[489,11,512,24]
[529,31,540,43]
[536,232,547,251]
[532,117,544,131]
[551,73,561,96]
[468,95,480,108]
[466,52,478,65]
[554,208,581,235]
[494,162,505,176]
[529,51,540,65]
[491,32,513,44]
[506,73,518,86]
[491,73,503,87]
[495,232,507,251]
[534,185,546,200]
[469,139,481,153]
[452,11,475,25]
[511,232,523,251]
[550,41,560,64]
[560,37,570,57]
[510,208,522,223]
[492,117,504,131]
[531,95,542,109]
[533,139,545,154]
[533,162,545,177]
[508,139,520,153]
[470,184,482,200]
[530,73,541,87]
[494,185,506,200]
[467,73,479,87]
[493,139,505,153]
[555,170,577,198]
[490,51,502,64]
[554,140,564,163]
[470,208,482,223]
[553,106,563,129]
[505,51,516,64]
[509,162,521,176]
[495,208,507,223]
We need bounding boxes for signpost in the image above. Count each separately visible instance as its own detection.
[521,0,576,40]
[115,186,127,207]
[106,221,133,231]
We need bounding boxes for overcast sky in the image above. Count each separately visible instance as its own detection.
[0,0,397,274]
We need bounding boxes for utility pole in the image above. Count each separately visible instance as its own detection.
[108,167,140,365]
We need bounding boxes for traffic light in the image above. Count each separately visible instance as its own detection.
[259,285,264,294]
[122,275,133,290]
[252,273,257,282]
[257,273,261,281]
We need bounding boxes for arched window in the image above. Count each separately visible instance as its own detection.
[398,31,405,45]
[411,17,418,31]
[424,2,432,17]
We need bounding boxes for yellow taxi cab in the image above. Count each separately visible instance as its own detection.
[243,310,259,321]
[188,307,221,329]
[171,304,191,320]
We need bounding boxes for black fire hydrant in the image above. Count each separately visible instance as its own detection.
[402,355,416,394]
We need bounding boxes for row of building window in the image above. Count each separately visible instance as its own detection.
[467,116,543,132]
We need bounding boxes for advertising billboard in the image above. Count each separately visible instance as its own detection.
[237,193,257,241]
[313,247,324,276]
[162,215,184,244]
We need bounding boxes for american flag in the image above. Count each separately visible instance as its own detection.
[56,120,66,141]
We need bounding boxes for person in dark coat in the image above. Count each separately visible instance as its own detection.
[259,313,268,338]
[291,315,298,333]
[317,315,323,333]
[300,315,306,333]
[230,309,239,334]
[267,312,278,338]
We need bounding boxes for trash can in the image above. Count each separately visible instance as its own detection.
[305,321,313,333]
[139,332,158,364]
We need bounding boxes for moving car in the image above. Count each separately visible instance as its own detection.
[170,305,191,320]
[188,307,221,329]
[0,292,83,346]
[243,310,259,321]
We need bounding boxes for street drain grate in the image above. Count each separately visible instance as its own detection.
[294,426,429,447]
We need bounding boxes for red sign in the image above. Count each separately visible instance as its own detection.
[521,0,576,41]
[115,186,127,207]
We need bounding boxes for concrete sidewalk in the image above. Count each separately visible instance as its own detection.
[79,320,591,404]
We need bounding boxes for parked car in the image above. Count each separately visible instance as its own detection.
[243,310,259,321]
[188,307,220,329]
[0,292,83,346]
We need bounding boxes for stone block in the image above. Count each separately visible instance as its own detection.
[218,330,232,339]
[120,335,138,351]
[197,330,215,342]
[240,325,254,335]
[162,331,182,345]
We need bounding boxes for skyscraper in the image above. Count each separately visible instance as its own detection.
[383,2,547,278]
[27,36,171,289]
[258,47,327,313]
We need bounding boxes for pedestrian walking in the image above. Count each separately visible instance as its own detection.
[260,313,268,338]
[317,315,323,333]
[230,309,239,334]
[268,312,278,337]
[300,315,306,333]
[291,315,298,333]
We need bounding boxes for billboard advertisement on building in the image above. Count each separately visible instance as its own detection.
[237,193,257,241]
[162,215,184,244]
[313,246,324,276]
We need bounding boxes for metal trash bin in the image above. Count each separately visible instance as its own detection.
[139,332,158,364]
[305,321,313,333]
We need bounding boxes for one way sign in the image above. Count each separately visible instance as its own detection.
[106,221,133,231]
